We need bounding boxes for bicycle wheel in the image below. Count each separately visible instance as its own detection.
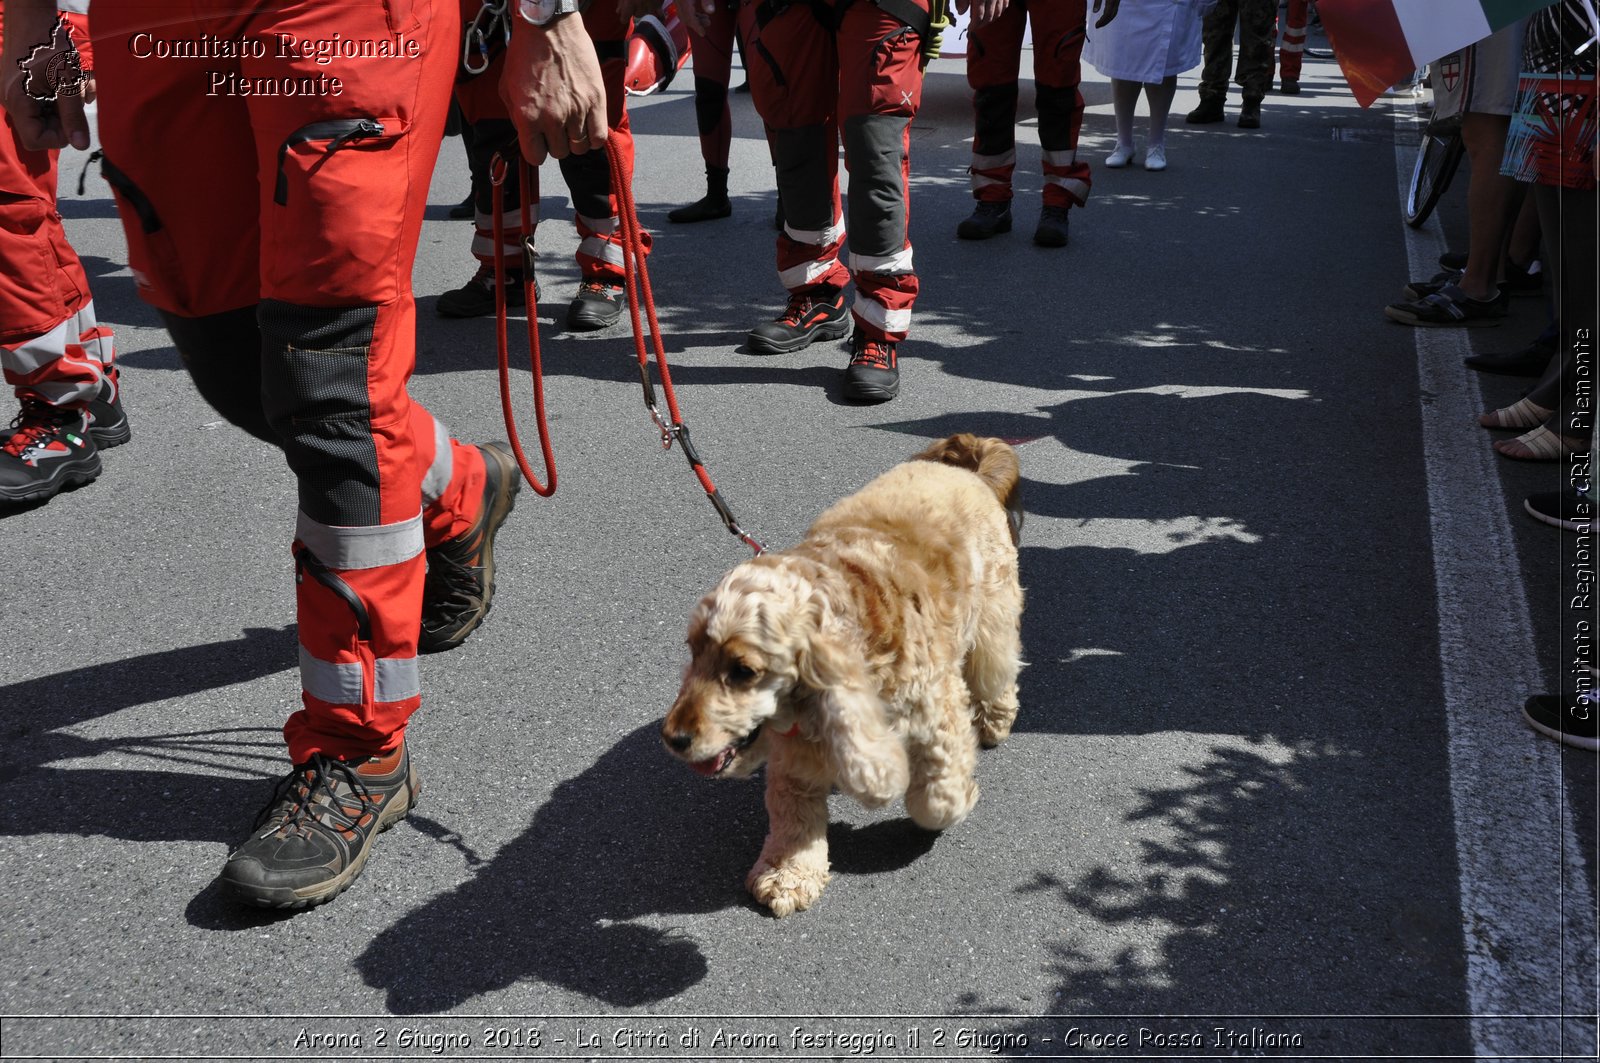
[1405,127,1465,228]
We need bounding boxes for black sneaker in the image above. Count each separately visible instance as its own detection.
[86,371,131,449]
[746,287,849,355]
[1439,250,1467,271]
[566,280,625,331]
[1524,487,1594,532]
[437,262,532,319]
[1524,692,1600,751]
[419,441,521,654]
[956,200,1012,241]
[0,400,100,505]
[1465,338,1556,377]
[1186,97,1225,124]
[219,744,420,908]
[843,330,899,403]
[1237,98,1262,128]
[1034,205,1070,248]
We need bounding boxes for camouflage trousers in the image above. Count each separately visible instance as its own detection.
[1197,0,1278,102]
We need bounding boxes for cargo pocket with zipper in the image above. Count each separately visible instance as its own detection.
[266,115,412,305]
[99,157,190,311]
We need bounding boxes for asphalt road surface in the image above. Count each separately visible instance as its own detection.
[1,28,1594,1063]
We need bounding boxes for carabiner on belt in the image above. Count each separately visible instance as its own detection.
[462,0,511,75]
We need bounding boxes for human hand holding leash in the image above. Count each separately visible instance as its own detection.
[500,12,608,164]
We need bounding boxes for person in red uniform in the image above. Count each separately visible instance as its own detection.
[666,0,737,223]
[442,0,646,329]
[0,0,128,505]
[2,0,606,908]
[955,0,1120,248]
[683,0,929,403]
[1276,0,1309,95]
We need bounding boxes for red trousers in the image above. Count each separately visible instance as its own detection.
[95,0,488,763]
[0,8,112,409]
[454,0,644,283]
[741,0,927,342]
[966,0,1091,209]
[1278,0,1310,82]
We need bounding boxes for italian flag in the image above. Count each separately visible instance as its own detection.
[1318,0,1558,106]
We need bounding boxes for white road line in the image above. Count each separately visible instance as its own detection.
[1390,101,1598,1057]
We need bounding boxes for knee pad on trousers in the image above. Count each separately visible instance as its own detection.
[769,124,836,231]
[257,299,383,528]
[1034,83,1078,147]
[842,114,911,256]
[972,83,1019,148]
[693,76,728,134]
[159,307,278,445]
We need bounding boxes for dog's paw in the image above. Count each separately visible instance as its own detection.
[746,859,830,918]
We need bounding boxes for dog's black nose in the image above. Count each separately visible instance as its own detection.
[663,728,692,752]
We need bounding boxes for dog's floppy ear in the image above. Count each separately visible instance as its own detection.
[797,627,909,808]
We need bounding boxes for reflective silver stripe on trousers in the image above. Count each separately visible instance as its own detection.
[420,416,453,508]
[299,648,422,705]
[1045,176,1091,203]
[577,213,618,235]
[971,150,1016,170]
[1041,148,1078,167]
[295,511,425,569]
[853,296,911,333]
[577,236,626,266]
[778,257,841,288]
[783,219,846,247]
[475,206,540,230]
[471,232,529,259]
[851,247,914,275]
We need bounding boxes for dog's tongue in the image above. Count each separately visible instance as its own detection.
[691,747,733,777]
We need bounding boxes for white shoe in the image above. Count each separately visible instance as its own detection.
[1144,144,1167,171]
[1105,143,1135,168]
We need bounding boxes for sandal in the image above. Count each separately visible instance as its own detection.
[1493,425,1586,461]
[1479,397,1554,430]
[1385,283,1508,327]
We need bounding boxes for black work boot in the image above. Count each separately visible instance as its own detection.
[1186,96,1225,124]
[0,399,100,505]
[437,262,532,319]
[219,744,420,909]
[87,369,131,449]
[566,280,625,331]
[843,330,899,403]
[420,442,521,654]
[1280,78,1301,95]
[746,286,849,355]
[1034,205,1070,248]
[956,200,1013,240]
[669,166,732,223]
[1237,97,1263,128]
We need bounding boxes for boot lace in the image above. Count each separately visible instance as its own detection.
[850,338,896,371]
[253,754,374,840]
[3,401,70,458]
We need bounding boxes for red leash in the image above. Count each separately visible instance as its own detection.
[490,154,557,496]
[488,144,765,555]
[605,138,766,556]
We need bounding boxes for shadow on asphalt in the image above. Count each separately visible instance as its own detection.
[0,627,294,841]
[354,722,940,1010]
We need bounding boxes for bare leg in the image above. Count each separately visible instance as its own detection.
[1458,111,1519,301]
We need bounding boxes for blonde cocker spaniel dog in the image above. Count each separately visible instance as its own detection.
[661,434,1024,916]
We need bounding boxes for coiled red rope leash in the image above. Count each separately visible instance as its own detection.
[489,143,765,555]
[489,153,557,496]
